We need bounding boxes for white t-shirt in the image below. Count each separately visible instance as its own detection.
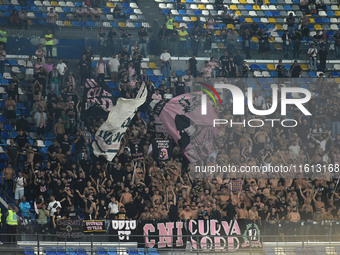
[56,63,67,75]
[108,201,119,214]
[109,58,120,72]
[47,200,61,216]
[160,52,171,62]
[15,177,25,190]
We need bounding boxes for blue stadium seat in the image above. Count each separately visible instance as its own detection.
[308,71,317,77]
[245,5,252,10]
[145,69,153,76]
[270,71,278,77]
[4,124,12,131]
[87,21,95,27]
[259,64,268,70]
[110,22,119,27]
[59,13,67,19]
[63,7,71,13]
[75,2,83,7]
[265,11,273,16]
[327,11,335,16]
[250,64,259,70]
[284,5,292,11]
[163,9,170,14]
[176,70,184,76]
[194,10,202,15]
[179,9,186,15]
[102,7,110,14]
[175,16,183,21]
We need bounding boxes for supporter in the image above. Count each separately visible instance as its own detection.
[318,45,328,72]
[46,8,57,33]
[34,107,47,139]
[286,13,295,34]
[257,28,270,58]
[97,28,106,55]
[160,48,172,79]
[290,60,302,77]
[96,57,107,85]
[178,26,188,57]
[299,12,309,38]
[206,14,215,30]
[19,9,28,29]
[0,26,7,49]
[138,26,148,58]
[190,26,202,57]
[25,55,34,81]
[2,163,16,196]
[308,43,318,71]
[9,10,20,27]
[276,60,286,78]
[76,7,85,20]
[292,29,302,59]
[109,54,120,82]
[0,44,6,73]
[56,58,67,89]
[282,30,291,59]
[241,61,249,78]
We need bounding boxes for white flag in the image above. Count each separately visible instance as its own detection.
[92,83,147,161]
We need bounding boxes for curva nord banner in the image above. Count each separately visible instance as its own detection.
[142,220,262,251]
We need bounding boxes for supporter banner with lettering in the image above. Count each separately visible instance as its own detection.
[130,139,144,160]
[56,220,84,239]
[142,220,262,251]
[93,83,147,161]
[84,78,114,112]
[84,220,106,233]
[110,220,138,242]
[158,92,218,162]
[152,139,172,161]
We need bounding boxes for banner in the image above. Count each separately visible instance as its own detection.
[111,220,138,242]
[84,78,114,112]
[92,83,147,161]
[84,220,106,233]
[56,220,84,239]
[154,116,167,133]
[158,92,218,162]
[152,139,172,161]
[130,139,144,160]
[142,220,262,251]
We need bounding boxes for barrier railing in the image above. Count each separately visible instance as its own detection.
[0,233,340,254]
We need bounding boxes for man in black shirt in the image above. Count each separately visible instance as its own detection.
[290,60,302,78]
[334,30,340,58]
[83,46,93,73]
[292,29,302,59]
[16,114,29,132]
[188,54,197,77]
[78,54,90,87]
[276,60,285,78]
[175,76,185,96]
[219,51,229,77]
[121,29,131,52]
[16,130,28,149]
[138,27,148,58]
[318,45,328,72]
[286,13,295,34]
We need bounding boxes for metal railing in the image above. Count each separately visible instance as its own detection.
[0,233,340,255]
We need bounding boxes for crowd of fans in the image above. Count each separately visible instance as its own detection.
[0,0,339,238]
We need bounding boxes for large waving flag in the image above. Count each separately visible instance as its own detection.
[92,83,147,161]
[159,92,218,162]
[85,78,114,112]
